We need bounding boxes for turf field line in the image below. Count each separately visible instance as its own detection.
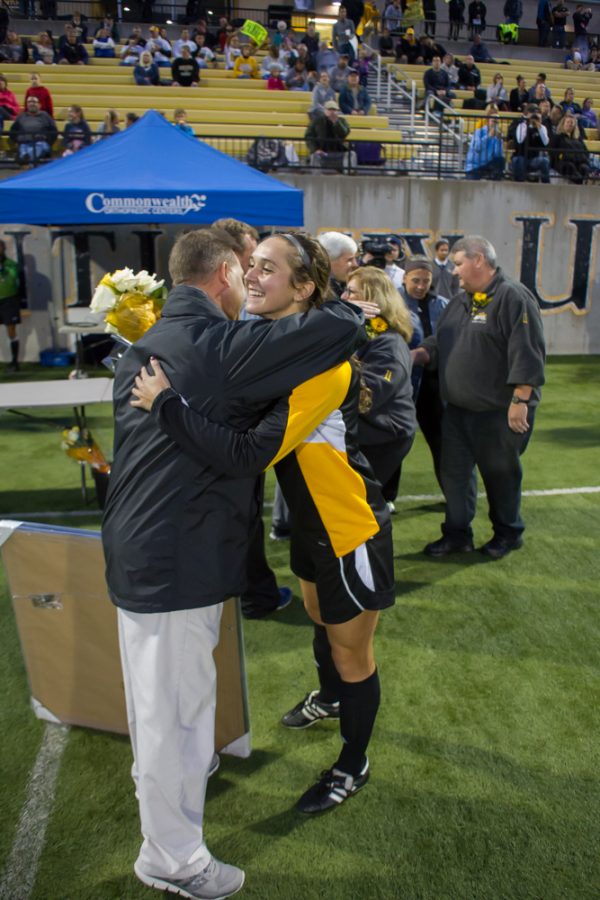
[3,486,600,521]
[0,724,69,900]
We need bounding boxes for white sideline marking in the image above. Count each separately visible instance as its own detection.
[0,724,69,900]
[4,486,600,520]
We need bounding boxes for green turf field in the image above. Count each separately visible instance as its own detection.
[1,357,599,900]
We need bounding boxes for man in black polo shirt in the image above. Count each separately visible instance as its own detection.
[412,234,545,560]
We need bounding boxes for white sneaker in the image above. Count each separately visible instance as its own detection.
[135,856,245,899]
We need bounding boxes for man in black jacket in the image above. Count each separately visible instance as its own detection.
[103,228,364,899]
[412,235,545,560]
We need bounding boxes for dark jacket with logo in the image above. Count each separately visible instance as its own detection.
[102,285,364,613]
[355,330,416,446]
[420,269,545,412]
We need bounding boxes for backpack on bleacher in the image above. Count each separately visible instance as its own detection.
[352,141,385,166]
[246,138,288,172]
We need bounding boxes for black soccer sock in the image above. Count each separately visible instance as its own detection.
[313,624,341,704]
[10,339,19,364]
[335,668,381,777]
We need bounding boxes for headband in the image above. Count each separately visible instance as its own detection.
[279,233,311,270]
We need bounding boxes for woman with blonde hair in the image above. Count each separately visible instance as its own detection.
[342,265,416,506]
[486,72,508,109]
[96,108,120,138]
[553,112,592,183]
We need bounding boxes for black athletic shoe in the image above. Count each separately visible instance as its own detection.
[480,536,523,560]
[281,690,340,729]
[423,536,475,557]
[296,759,370,814]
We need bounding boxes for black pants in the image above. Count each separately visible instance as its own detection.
[361,433,415,502]
[440,404,535,542]
[416,370,444,488]
[241,475,280,618]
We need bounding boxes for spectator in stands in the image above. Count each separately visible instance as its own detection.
[58,24,76,54]
[215,18,230,52]
[579,98,598,130]
[378,27,394,55]
[293,43,316,72]
[125,112,139,127]
[173,28,196,58]
[311,71,335,112]
[503,0,522,24]
[536,0,553,47]
[261,44,285,78]
[300,21,320,55]
[272,20,291,49]
[339,68,371,115]
[344,0,365,30]
[538,97,553,130]
[96,109,120,138]
[448,0,465,40]
[330,53,352,92]
[59,32,88,65]
[468,0,486,38]
[135,50,160,85]
[173,108,195,135]
[9,95,57,163]
[589,48,600,71]
[560,87,582,116]
[315,41,339,72]
[171,46,199,86]
[93,28,116,58]
[551,2,569,48]
[24,72,53,115]
[148,26,172,67]
[553,112,592,183]
[332,6,356,54]
[469,33,494,62]
[62,104,91,155]
[0,74,18,131]
[572,4,592,37]
[511,105,550,183]
[286,59,309,91]
[486,73,508,109]
[305,99,355,169]
[383,0,403,34]
[120,36,143,66]
[457,55,480,90]
[423,0,437,37]
[465,112,505,179]
[509,75,528,111]
[421,35,447,65]
[195,34,217,69]
[396,28,423,65]
[527,73,551,101]
[355,46,373,87]
[191,19,217,51]
[32,32,56,65]
[224,34,241,71]
[233,43,259,79]
[442,52,459,87]
[565,49,584,70]
[0,30,27,63]
[266,64,285,90]
[69,12,88,43]
[423,55,454,108]
[431,239,460,298]
[95,15,119,43]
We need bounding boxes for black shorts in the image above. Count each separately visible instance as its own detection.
[290,524,396,625]
[0,297,20,326]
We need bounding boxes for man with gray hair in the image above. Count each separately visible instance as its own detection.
[412,234,545,560]
[317,230,358,297]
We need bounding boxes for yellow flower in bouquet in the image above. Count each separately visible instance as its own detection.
[105,291,159,343]
[89,267,166,343]
[366,315,390,339]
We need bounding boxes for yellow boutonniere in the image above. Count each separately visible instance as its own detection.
[471,291,493,318]
[366,316,389,338]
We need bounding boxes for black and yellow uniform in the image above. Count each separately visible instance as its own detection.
[151,359,395,624]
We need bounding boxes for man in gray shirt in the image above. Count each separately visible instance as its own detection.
[9,95,57,163]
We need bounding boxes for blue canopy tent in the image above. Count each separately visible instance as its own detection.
[0,110,303,226]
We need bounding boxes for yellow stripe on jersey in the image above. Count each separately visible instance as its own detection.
[295,442,379,557]
[266,362,353,469]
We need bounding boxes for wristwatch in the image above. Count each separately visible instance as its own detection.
[511,394,529,405]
